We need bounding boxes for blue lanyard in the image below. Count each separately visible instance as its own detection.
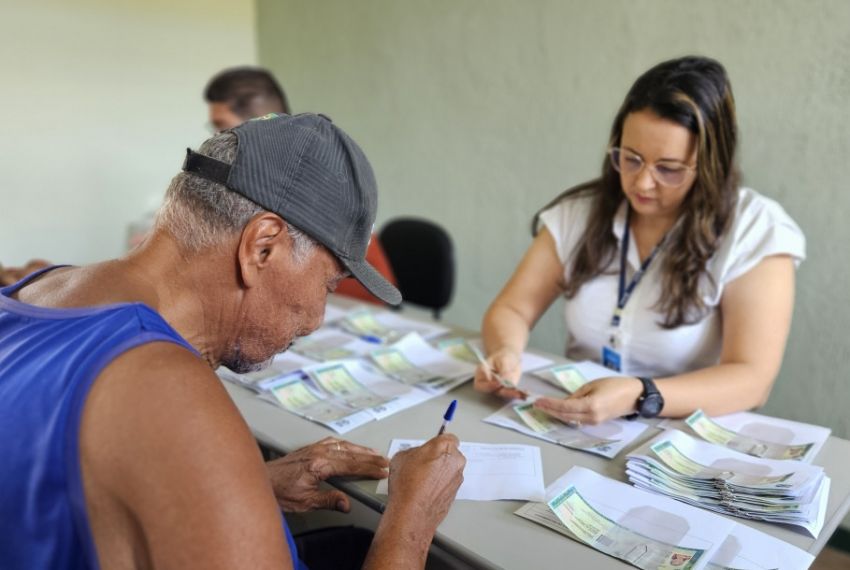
[611,207,667,328]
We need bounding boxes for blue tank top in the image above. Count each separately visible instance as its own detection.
[0,267,306,569]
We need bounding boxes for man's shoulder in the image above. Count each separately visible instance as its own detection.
[91,340,205,398]
[84,342,248,469]
[81,344,290,568]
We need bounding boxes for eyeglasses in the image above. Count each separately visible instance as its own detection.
[608,147,696,187]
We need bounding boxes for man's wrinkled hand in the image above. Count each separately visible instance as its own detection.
[266,437,389,513]
[385,434,465,532]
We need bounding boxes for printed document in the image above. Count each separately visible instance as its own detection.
[369,332,476,392]
[339,307,449,342]
[682,410,829,464]
[377,440,545,501]
[517,466,735,569]
[516,473,813,569]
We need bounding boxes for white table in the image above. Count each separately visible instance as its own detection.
[221,302,850,568]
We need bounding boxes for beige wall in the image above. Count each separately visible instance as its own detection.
[256,0,850,445]
[0,0,257,265]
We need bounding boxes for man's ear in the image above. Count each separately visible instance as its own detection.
[236,212,290,288]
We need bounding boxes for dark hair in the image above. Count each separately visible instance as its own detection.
[204,66,290,117]
[533,56,740,328]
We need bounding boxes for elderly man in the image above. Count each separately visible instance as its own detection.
[0,114,465,569]
[203,66,395,306]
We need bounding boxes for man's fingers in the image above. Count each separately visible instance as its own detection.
[318,453,390,480]
[312,489,350,513]
[335,439,387,460]
[316,438,387,464]
[424,433,461,456]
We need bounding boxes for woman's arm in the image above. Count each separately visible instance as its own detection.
[656,254,796,416]
[474,228,566,398]
[534,255,796,423]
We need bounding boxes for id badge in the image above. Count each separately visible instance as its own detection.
[602,345,622,372]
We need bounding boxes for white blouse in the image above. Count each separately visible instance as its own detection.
[539,187,806,377]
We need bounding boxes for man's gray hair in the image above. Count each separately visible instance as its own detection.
[156,132,317,263]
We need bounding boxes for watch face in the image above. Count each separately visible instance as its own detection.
[640,393,664,417]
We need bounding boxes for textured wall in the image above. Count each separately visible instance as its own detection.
[0,0,256,265]
[257,0,850,448]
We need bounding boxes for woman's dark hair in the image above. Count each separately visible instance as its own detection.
[533,55,740,328]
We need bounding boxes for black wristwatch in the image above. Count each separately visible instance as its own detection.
[625,376,664,420]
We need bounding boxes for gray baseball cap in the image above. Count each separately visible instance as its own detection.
[182,112,401,306]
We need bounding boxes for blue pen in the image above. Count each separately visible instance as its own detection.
[360,334,383,344]
[437,399,458,435]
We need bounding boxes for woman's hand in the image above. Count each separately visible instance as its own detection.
[533,376,643,425]
[472,348,527,400]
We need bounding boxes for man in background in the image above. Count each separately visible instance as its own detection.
[205,66,291,131]
[204,66,396,305]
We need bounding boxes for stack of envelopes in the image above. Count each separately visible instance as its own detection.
[625,429,830,537]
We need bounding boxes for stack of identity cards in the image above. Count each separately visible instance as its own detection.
[625,428,830,537]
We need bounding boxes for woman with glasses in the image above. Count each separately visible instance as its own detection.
[473,56,805,425]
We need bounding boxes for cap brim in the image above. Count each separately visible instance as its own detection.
[341,258,402,306]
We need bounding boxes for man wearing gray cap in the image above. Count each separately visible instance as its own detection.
[0,113,465,569]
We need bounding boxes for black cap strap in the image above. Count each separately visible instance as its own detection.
[182,148,231,186]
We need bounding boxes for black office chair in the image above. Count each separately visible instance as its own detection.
[379,217,455,319]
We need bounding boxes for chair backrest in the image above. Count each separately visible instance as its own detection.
[378,217,454,319]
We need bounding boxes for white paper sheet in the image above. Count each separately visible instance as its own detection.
[706,523,814,569]
[376,439,545,501]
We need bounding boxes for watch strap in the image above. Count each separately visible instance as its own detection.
[624,376,660,420]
